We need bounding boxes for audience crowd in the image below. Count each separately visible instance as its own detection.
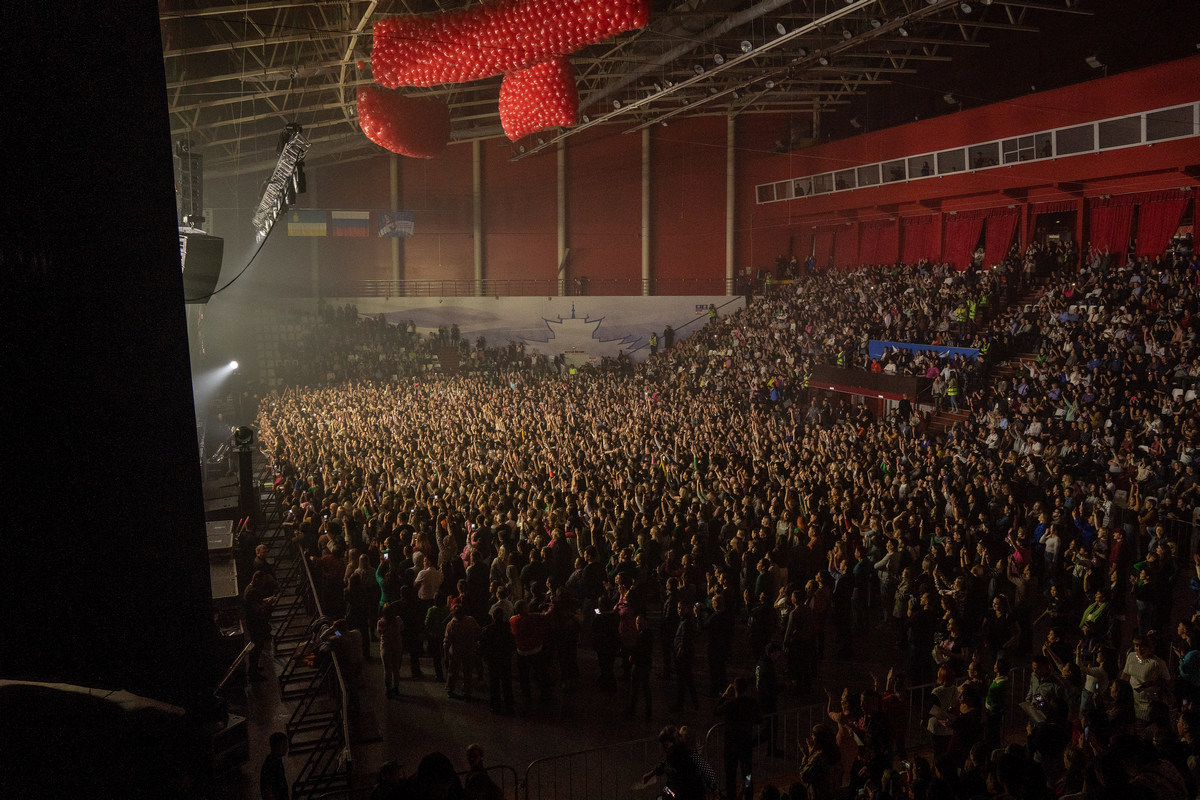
[254,240,1200,800]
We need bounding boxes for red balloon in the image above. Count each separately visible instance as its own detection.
[357,86,451,158]
[372,0,649,87]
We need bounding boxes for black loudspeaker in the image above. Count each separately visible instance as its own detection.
[179,229,225,303]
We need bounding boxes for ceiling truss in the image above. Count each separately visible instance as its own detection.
[161,0,1098,170]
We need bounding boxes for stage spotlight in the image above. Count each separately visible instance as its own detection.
[229,360,239,370]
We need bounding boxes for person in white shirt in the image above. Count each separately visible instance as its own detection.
[414,551,444,604]
[1121,636,1171,721]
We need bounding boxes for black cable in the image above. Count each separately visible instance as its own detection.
[183,226,271,303]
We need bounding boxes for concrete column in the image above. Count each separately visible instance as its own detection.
[641,128,650,296]
[473,139,483,296]
[726,116,736,295]
[557,141,567,296]
[389,153,401,285]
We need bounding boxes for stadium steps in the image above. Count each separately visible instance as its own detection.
[255,308,319,388]
[925,408,970,436]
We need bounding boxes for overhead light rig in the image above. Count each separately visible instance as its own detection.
[251,123,310,240]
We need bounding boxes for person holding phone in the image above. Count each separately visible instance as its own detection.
[641,727,705,800]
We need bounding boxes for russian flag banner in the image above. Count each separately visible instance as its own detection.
[331,210,371,238]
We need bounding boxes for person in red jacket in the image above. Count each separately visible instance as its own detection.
[510,599,551,708]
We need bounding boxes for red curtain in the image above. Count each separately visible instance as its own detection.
[943,212,986,270]
[860,219,899,263]
[1135,196,1189,257]
[877,220,899,263]
[834,222,859,268]
[1029,200,1076,216]
[859,222,880,264]
[984,210,1020,266]
[900,215,937,263]
[814,228,836,268]
[1088,200,1135,266]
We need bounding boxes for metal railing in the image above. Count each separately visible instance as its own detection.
[523,735,665,800]
[336,277,732,298]
[315,765,519,800]
[285,541,354,800]
[629,295,746,353]
[697,666,1030,797]
[464,765,520,800]
[699,702,825,797]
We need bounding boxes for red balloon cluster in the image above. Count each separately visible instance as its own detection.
[499,58,579,140]
[357,86,451,159]
[371,0,649,87]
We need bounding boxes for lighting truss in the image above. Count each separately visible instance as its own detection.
[251,128,311,237]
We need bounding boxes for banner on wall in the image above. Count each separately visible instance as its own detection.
[331,210,371,237]
[287,210,327,236]
[347,295,744,363]
[378,211,415,238]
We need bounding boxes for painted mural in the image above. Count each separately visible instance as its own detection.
[351,295,741,362]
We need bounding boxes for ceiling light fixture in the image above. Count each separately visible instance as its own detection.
[959,2,972,12]
[613,99,622,109]
[869,18,882,28]
[898,26,909,37]
[713,53,725,65]
[796,47,808,57]
[818,55,830,66]
[740,41,754,53]
[765,80,775,89]
[1085,55,1104,69]
[775,22,787,35]
[842,28,853,39]
[943,92,958,104]
[693,64,705,75]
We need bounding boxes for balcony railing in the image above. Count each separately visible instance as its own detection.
[331,277,733,298]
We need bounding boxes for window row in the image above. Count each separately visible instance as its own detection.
[756,102,1198,204]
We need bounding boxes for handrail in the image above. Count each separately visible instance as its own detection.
[523,735,662,800]
[630,295,746,353]
[331,277,733,299]
[315,767,518,800]
[698,666,1032,796]
[289,539,354,799]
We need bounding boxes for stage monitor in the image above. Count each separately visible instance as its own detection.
[178,227,224,303]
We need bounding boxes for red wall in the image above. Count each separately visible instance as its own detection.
[736,55,1200,269]
[401,145,474,283]
[310,157,395,290]
[270,56,1198,293]
[482,142,558,285]
[651,117,727,292]
[566,127,643,289]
